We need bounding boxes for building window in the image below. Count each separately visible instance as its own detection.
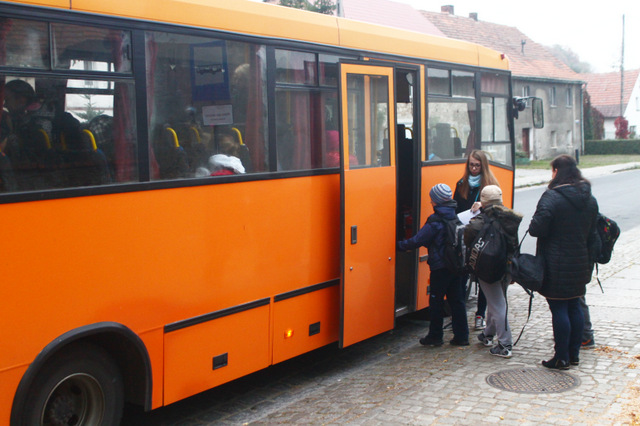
[636,96,640,111]
[550,87,557,107]
[551,131,557,148]
[566,87,572,107]
[522,85,530,98]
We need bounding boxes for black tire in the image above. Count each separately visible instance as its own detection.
[19,344,124,426]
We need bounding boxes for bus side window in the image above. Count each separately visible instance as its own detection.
[145,32,268,180]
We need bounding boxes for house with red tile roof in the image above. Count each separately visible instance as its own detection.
[581,69,640,139]
[421,6,585,160]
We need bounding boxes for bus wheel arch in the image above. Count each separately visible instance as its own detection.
[10,322,152,425]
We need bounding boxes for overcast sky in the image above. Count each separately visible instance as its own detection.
[395,0,640,73]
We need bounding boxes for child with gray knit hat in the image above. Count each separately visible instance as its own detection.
[398,183,469,347]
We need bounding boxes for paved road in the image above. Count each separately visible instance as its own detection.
[515,168,640,254]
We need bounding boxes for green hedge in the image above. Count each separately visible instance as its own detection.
[585,139,640,155]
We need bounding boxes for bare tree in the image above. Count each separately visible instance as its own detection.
[548,45,593,74]
[266,0,336,15]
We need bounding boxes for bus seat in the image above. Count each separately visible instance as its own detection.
[0,151,17,192]
[6,124,54,191]
[453,137,463,158]
[232,127,252,173]
[154,126,189,179]
[39,128,65,188]
[62,129,111,187]
[87,114,115,177]
[181,125,208,171]
[433,122,454,159]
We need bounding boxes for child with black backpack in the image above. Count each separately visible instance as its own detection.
[397,183,469,347]
[464,185,522,358]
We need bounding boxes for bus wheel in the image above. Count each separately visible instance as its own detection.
[21,344,124,426]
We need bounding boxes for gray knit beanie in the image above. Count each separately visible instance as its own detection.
[429,183,452,205]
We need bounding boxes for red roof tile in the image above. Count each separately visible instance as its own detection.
[342,0,444,37]
[421,10,580,81]
[581,69,640,117]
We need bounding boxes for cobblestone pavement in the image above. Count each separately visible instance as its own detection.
[124,227,640,426]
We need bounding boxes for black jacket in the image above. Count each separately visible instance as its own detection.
[528,181,599,299]
[453,179,480,214]
[397,201,458,271]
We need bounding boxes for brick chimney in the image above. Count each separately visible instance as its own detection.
[469,12,478,21]
[441,5,454,15]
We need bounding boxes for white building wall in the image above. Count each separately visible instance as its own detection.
[624,76,640,138]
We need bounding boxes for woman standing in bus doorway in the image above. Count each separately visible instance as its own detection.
[453,150,499,330]
[528,155,599,370]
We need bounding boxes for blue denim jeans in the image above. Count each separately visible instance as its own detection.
[546,298,584,362]
[427,268,469,341]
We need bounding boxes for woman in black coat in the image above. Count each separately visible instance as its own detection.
[528,155,599,370]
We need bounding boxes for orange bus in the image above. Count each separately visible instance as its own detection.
[1,0,521,423]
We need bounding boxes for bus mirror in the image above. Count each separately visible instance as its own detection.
[532,97,544,129]
[513,97,527,119]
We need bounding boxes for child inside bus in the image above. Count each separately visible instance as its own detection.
[195,131,245,177]
[397,183,469,347]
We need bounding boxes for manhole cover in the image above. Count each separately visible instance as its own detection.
[486,368,580,394]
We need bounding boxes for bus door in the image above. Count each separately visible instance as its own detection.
[394,66,422,316]
[339,64,396,348]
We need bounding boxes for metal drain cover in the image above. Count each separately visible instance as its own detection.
[486,368,580,394]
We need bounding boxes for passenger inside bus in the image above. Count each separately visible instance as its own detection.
[1,79,51,190]
[208,153,245,176]
[195,130,246,176]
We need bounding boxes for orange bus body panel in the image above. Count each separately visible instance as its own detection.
[164,304,271,405]
[491,166,515,208]
[272,285,340,364]
[1,174,341,410]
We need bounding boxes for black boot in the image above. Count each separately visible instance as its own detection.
[541,357,570,370]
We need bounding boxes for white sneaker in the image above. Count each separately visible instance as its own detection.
[474,315,486,330]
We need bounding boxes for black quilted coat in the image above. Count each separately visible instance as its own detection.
[528,181,599,299]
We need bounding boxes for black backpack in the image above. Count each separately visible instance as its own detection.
[595,213,620,264]
[466,218,508,283]
[427,215,466,275]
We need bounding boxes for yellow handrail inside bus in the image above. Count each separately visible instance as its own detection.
[231,127,244,146]
[405,127,413,138]
[60,133,67,151]
[38,129,51,150]
[165,127,180,148]
[190,126,201,143]
[82,129,98,151]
